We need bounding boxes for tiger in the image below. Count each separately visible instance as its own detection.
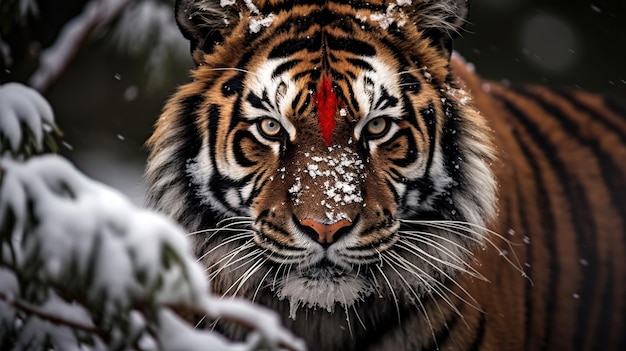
[144,0,626,350]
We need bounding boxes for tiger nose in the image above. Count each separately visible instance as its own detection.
[300,218,352,246]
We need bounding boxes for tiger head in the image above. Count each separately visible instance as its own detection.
[146,0,496,325]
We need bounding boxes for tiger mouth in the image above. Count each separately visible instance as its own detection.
[298,258,349,280]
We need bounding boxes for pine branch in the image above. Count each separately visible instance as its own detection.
[0,291,109,343]
[29,0,134,92]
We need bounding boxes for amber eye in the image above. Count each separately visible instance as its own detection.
[365,117,388,136]
[259,118,283,138]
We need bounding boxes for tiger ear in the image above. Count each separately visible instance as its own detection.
[175,0,240,59]
[410,0,470,58]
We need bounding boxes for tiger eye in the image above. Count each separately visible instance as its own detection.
[366,117,388,136]
[259,118,282,138]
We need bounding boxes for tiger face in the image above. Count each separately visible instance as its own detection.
[147,0,495,324]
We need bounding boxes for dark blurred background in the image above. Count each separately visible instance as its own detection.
[1,0,625,204]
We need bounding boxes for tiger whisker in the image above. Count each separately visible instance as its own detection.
[186,217,253,236]
[216,218,255,228]
[393,242,483,312]
[392,68,426,77]
[352,304,367,331]
[380,253,438,346]
[385,250,465,317]
[396,239,486,281]
[199,233,253,263]
[252,266,274,303]
[399,232,485,280]
[232,256,268,297]
[339,289,354,338]
[223,254,268,297]
[205,239,255,273]
[374,263,401,324]
[384,252,474,334]
[209,67,262,79]
[272,261,286,290]
[212,248,265,277]
[400,229,474,256]
[410,220,528,280]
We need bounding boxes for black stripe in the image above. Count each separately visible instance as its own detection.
[594,263,613,350]
[374,86,399,110]
[268,32,322,59]
[206,104,221,174]
[604,95,626,123]
[515,86,626,321]
[496,88,600,350]
[206,104,250,215]
[554,89,626,144]
[382,128,419,168]
[418,103,437,175]
[297,85,313,116]
[291,90,304,112]
[246,91,271,112]
[516,86,626,349]
[232,130,264,167]
[244,172,271,206]
[292,68,321,82]
[467,313,487,351]
[222,71,246,97]
[383,178,400,204]
[272,59,303,78]
[326,33,376,56]
[511,178,535,351]
[422,307,463,351]
[492,93,560,351]
[342,78,361,113]
[150,94,203,211]
[346,57,374,71]
[259,0,387,13]
[174,94,204,163]
[400,72,422,94]
[440,96,466,186]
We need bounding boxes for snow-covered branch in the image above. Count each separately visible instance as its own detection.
[28,0,134,92]
[0,83,61,157]
[0,81,305,350]
[0,154,305,350]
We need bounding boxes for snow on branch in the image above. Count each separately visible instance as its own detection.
[0,154,305,351]
[0,83,61,157]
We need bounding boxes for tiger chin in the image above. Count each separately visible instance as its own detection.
[146,0,626,350]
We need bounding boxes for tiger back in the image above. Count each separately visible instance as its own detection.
[145,0,626,349]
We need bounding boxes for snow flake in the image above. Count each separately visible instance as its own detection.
[249,13,274,33]
[220,0,236,7]
[287,147,365,222]
[367,3,408,30]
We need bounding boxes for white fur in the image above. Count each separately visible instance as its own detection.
[277,271,376,320]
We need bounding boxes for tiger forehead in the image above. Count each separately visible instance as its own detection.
[245,55,400,112]
[245,0,412,14]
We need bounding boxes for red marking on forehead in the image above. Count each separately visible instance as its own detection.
[314,77,338,147]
